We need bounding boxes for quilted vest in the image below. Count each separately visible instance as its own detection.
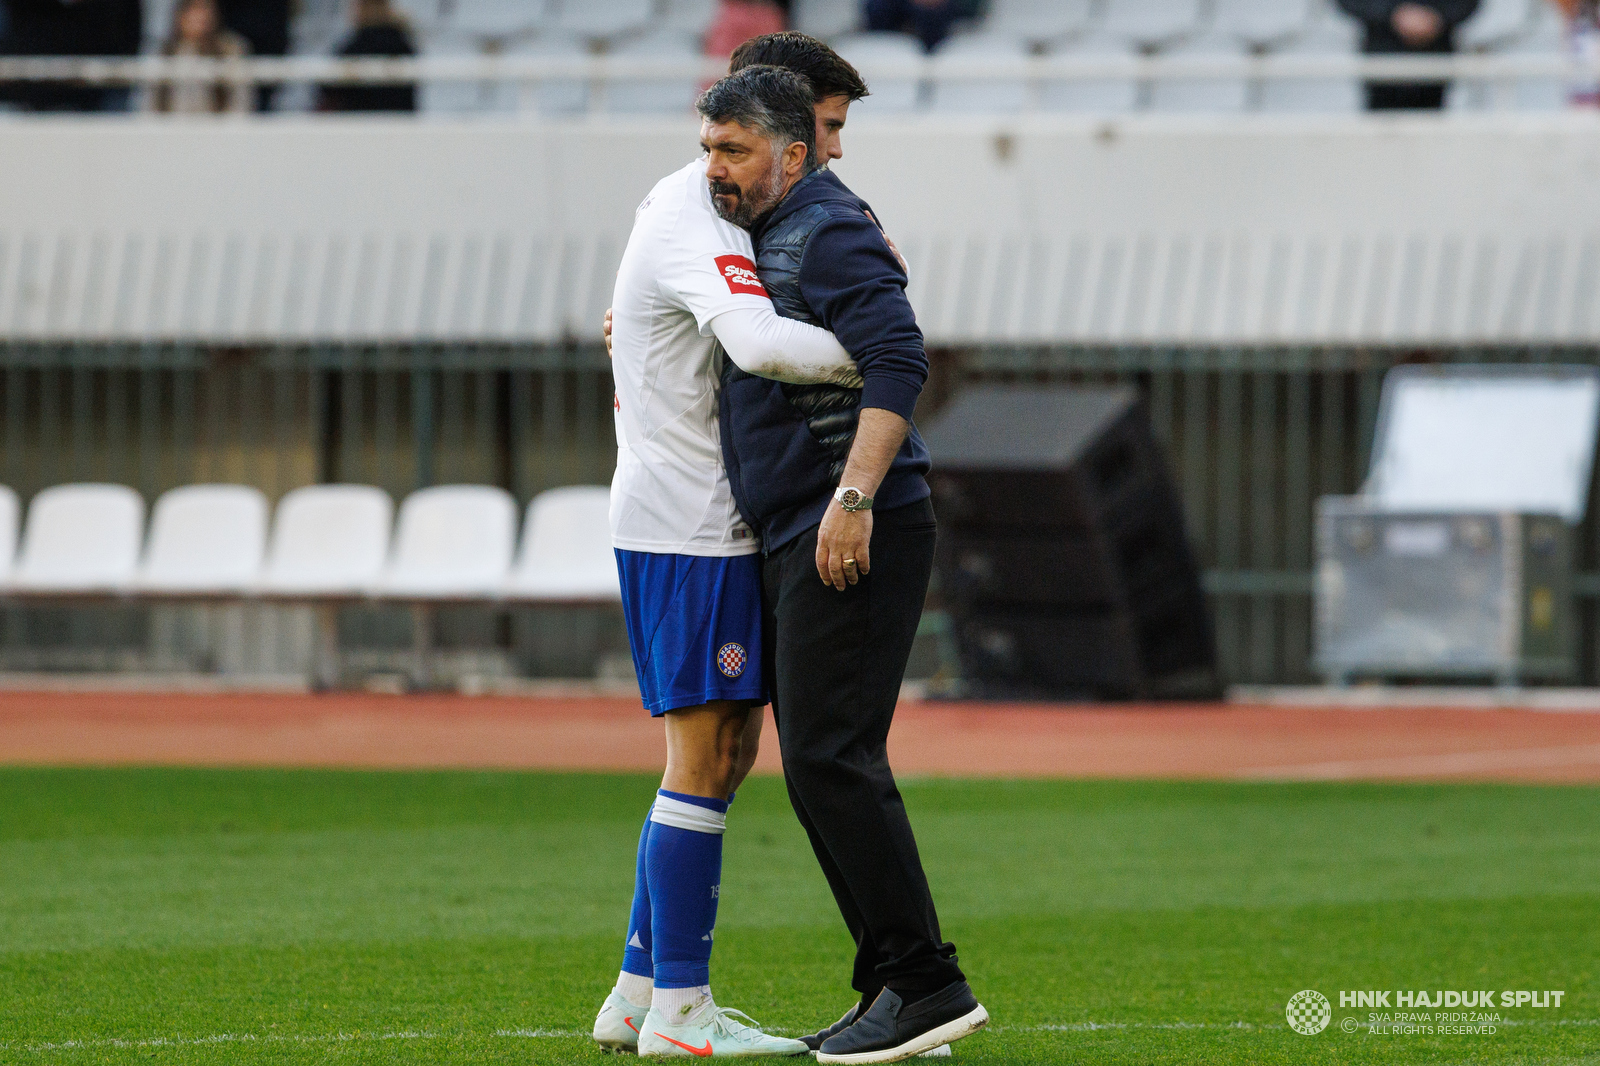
[724,192,861,485]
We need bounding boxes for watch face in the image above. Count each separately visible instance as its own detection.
[840,488,863,509]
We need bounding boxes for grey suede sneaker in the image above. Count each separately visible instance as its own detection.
[801,1002,862,1052]
[816,983,987,1064]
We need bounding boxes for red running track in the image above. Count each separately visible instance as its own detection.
[1,691,1598,781]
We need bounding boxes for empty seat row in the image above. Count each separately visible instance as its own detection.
[0,482,619,604]
[806,0,1552,51]
[836,0,1567,117]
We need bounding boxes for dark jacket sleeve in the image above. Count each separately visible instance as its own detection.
[797,210,927,422]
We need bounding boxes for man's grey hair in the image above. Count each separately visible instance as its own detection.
[696,65,818,171]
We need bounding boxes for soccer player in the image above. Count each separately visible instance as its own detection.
[589,66,861,1058]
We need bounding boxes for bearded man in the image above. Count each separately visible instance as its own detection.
[703,65,990,1063]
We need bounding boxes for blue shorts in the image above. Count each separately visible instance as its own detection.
[615,549,768,716]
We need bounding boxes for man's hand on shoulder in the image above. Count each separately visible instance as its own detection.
[863,210,908,275]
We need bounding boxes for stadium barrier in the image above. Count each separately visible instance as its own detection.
[0,480,619,687]
[2,116,1598,346]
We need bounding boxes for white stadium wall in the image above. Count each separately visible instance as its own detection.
[1,114,1598,347]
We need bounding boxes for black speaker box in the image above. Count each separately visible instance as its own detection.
[922,385,1219,700]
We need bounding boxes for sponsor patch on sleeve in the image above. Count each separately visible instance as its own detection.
[714,254,767,297]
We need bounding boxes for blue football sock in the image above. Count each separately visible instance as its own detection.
[620,802,654,980]
[646,788,728,990]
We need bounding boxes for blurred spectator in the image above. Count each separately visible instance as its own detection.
[217,0,289,110]
[705,0,786,61]
[0,0,142,111]
[1551,0,1600,107]
[147,0,251,114]
[1336,0,1481,109]
[317,0,416,113]
[864,0,958,52]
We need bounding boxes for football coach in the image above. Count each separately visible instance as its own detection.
[708,61,989,1062]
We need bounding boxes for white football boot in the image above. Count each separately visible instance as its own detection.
[636,1001,809,1057]
[594,989,646,1053]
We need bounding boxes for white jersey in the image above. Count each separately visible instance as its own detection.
[609,157,772,557]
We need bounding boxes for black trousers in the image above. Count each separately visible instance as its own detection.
[762,497,965,997]
[1365,81,1448,110]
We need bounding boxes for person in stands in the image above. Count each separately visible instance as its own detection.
[148,0,251,115]
[1550,0,1600,107]
[317,0,417,113]
[863,0,965,52]
[217,0,289,109]
[1335,0,1482,110]
[704,0,786,63]
[0,0,142,111]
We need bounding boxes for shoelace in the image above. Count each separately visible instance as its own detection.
[712,1007,767,1039]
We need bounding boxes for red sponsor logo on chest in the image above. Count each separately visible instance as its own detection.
[715,254,767,296]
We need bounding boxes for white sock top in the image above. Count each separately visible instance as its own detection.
[653,984,714,1024]
[650,795,727,835]
[615,970,654,1010]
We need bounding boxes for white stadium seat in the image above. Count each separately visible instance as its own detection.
[258,484,393,598]
[0,485,17,583]
[1099,0,1205,49]
[1041,32,1138,113]
[373,485,517,599]
[501,486,620,602]
[983,0,1092,47]
[547,0,655,43]
[833,32,926,114]
[1459,0,1539,51]
[604,29,705,114]
[392,0,450,36]
[931,32,1031,113]
[792,0,861,40]
[8,484,145,595]
[659,0,718,35]
[136,485,269,595]
[1502,13,1568,110]
[1455,7,1564,110]
[1259,19,1362,113]
[450,0,549,38]
[1150,32,1250,113]
[419,31,501,113]
[502,32,593,114]
[1213,0,1317,49]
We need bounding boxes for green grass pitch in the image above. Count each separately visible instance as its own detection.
[1,767,1597,1064]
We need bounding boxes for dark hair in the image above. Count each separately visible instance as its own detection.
[696,65,819,170]
[729,31,870,103]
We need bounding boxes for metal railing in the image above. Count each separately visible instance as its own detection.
[6,342,1600,686]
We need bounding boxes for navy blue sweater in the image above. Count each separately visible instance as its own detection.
[720,169,931,551]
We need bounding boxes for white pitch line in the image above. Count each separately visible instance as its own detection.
[7,1017,1596,1051]
[1240,742,1600,780]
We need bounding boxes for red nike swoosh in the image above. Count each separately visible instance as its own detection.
[624,1016,640,1034]
[654,1032,713,1056]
